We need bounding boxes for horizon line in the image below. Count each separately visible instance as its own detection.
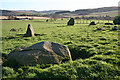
[0,6,118,11]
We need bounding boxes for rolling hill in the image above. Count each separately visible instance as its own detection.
[0,6,118,17]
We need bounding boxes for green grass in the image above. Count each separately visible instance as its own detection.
[2,19,120,79]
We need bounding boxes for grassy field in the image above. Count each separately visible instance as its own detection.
[89,10,118,17]
[2,19,120,79]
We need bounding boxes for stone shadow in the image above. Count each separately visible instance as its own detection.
[16,33,46,37]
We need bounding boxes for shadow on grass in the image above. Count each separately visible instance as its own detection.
[16,33,46,37]
[32,21,45,22]
[2,36,20,40]
[2,33,46,40]
[68,45,96,60]
[57,25,67,27]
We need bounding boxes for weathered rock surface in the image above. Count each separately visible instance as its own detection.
[24,24,35,37]
[7,41,72,65]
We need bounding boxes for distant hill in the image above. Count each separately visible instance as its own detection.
[0,9,65,16]
[0,6,118,17]
[0,10,17,16]
[88,10,118,17]
[0,10,41,16]
[74,7,118,15]
[17,10,63,14]
[38,10,65,14]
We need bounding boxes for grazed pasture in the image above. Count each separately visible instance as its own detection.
[2,19,120,79]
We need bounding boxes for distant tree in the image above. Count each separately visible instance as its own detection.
[55,11,70,14]
[106,15,110,22]
[50,14,59,21]
[113,16,120,25]
[61,18,63,20]
[31,17,34,20]
[79,18,82,24]
[82,16,85,20]
[8,16,15,20]
[75,17,79,24]
[20,14,27,16]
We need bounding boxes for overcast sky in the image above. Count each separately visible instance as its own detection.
[0,0,120,11]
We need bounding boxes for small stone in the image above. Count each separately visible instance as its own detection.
[112,26,118,31]
[10,28,17,31]
[89,21,96,25]
[100,37,106,40]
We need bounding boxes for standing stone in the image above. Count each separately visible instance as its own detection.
[46,19,49,22]
[67,18,75,26]
[89,21,96,26]
[25,24,35,37]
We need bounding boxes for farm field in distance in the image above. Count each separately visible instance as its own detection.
[1,18,120,79]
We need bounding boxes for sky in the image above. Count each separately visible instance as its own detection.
[0,0,120,11]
